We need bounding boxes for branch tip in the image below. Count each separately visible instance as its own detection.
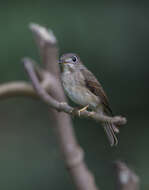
[22,57,36,72]
[29,23,57,44]
[114,161,140,190]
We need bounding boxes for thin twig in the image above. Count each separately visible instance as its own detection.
[0,81,36,99]
[114,161,140,190]
[0,79,53,100]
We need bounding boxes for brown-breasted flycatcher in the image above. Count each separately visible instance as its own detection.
[59,53,119,146]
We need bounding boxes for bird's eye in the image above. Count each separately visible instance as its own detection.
[72,56,77,62]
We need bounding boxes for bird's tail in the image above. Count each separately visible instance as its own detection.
[102,122,119,146]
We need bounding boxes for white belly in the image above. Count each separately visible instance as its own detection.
[61,70,99,109]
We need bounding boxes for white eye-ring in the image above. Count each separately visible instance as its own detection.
[71,56,77,62]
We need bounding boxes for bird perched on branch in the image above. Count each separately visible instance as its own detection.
[59,53,119,146]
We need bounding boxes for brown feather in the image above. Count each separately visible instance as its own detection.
[80,68,113,115]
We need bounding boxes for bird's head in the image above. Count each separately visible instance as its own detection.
[59,53,81,71]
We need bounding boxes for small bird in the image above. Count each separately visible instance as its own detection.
[59,53,119,146]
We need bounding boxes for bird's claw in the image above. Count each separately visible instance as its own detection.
[70,105,89,117]
[78,105,89,116]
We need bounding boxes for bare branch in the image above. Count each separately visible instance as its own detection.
[23,58,65,109]
[30,23,59,75]
[0,81,37,99]
[28,23,100,190]
[0,68,56,101]
[114,161,140,190]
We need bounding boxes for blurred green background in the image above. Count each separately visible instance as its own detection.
[0,0,148,189]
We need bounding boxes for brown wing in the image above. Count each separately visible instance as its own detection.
[81,68,113,115]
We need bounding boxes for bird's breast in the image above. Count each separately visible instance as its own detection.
[61,70,100,108]
[61,70,81,95]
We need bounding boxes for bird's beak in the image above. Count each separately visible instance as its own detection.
[59,60,68,65]
[59,60,66,65]
[59,58,72,65]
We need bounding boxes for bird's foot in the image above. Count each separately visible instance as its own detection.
[78,105,89,116]
[70,105,89,117]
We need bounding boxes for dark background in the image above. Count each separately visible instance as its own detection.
[0,0,148,189]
